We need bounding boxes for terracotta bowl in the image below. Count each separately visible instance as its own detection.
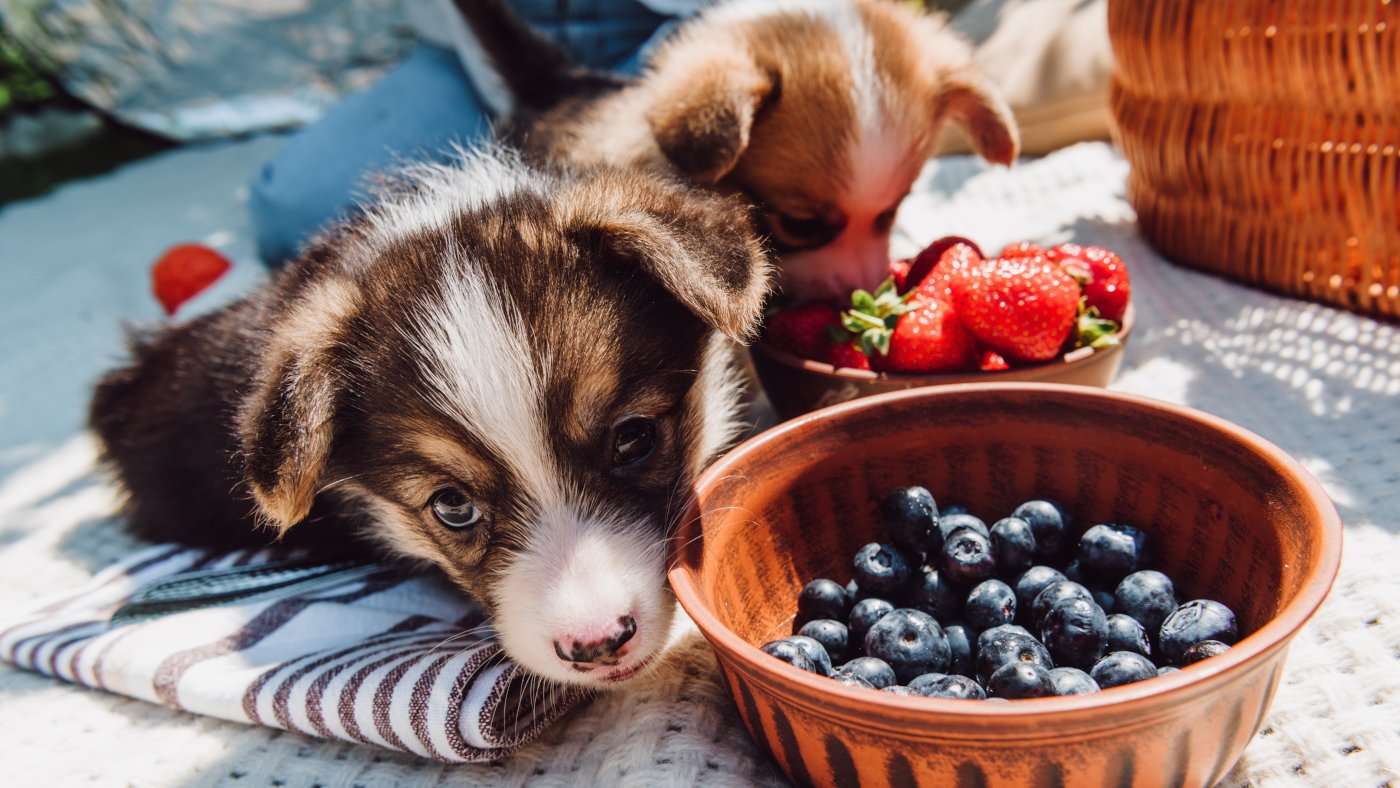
[752,307,1134,421]
[669,384,1341,788]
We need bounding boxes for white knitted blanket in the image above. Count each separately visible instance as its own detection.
[2,140,1397,786]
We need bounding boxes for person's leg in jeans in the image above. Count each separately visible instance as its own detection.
[249,45,490,265]
[250,0,677,267]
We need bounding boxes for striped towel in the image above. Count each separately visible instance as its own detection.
[0,544,588,762]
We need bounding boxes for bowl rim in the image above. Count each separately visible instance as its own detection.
[668,382,1343,720]
[752,305,1136,383]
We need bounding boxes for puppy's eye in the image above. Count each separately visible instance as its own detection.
[610,416,657,469]
[429,488,481,530]
[875,205,899,234]
[763,210,843,250]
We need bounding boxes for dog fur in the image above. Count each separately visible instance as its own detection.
[89,149,771,686]
[453,0,1019,301]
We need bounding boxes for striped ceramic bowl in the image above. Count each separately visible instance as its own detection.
[669,384,1341,788]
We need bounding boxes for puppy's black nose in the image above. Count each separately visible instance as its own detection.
[553,615,637,667]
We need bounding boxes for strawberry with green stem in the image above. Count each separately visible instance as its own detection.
[840,277,977,373]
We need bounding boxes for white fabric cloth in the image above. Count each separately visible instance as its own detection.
[2,140,1398,786]
[0,546,585,763]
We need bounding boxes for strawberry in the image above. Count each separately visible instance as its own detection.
[949,255,1080,363]
[913,242,982,304]
[840,280,976,373]
[906,235,984,293]
[829,341,873,371]
[1000,241,1047,260]
[889,258,913,291]
[1049,244,1131,322]
[766,303,842,360]
[152,244,232,315]
[877,299,978,373]
[978,348,1010,372]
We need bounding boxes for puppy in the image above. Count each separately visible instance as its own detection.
[453,0,1019,301]
[88,148,771,687]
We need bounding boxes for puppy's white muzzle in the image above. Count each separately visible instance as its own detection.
[495,507,674,687]
[780,230,893,303]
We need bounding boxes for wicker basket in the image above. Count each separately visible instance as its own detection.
[1109,1,1400,320]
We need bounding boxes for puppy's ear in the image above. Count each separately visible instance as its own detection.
[935,71,1020,166]
[645,50,775,183]
[237,281,357,534]
[576,202,773,342]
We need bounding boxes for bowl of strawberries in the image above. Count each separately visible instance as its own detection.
[754,237,1135,418]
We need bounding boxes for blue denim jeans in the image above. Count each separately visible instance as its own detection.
[250,0,675,265]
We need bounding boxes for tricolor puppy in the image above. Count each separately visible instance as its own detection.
[455,0,1019,301]
[88,149,771,687]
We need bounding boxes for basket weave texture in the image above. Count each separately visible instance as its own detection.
[1109,1,1400,320]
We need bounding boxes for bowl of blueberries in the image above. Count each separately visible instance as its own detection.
[668,383,1341,788]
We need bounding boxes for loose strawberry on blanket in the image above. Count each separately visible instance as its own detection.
[767,303,842,361]
[152,244,232,315]
[950,254,1080,363]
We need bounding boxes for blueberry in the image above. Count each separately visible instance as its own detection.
[786,635,834,676]
[1180,639,1231,666]
[760,639,818,673]
[905,672,947,695]
[1014,566,1067,613]
[976,625,1052,683]
[798,619,850,663]
[831,672,875,690]
[1077,524,1149,583]
[1012,500,1070,562]
[913,673,986,700]
[796,578,850,626]
[943,624,974,676]
[864,608,951,683]
[1040,597,1108,670]
[848,597,895,645]
[1049,667,1100,696]
[941,503,971,517]
[939,513,990,542]
[1159,600,1238,665]
[1030,580,1093,628]
[1157,666,1181,676]
[1063,560,1086,584]
[853,543,913,598]
[1114,570,1178,637]
[1090,651,1157,688]
[989,517,1036,575]
[882,684,916,696]
[941,528,997,587]
[1091,589,1117,613]
[965,579,1017,632]
[845,578,864,603]
[987,662,1056,699]
[1104,614,1151,658]
[976,623,1033,649]
[907,565,962,621]
[837,656,896,689]
[880,486,939,558]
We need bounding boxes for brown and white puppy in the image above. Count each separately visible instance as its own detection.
[89,148,771,687]
[454,0,1019,301]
